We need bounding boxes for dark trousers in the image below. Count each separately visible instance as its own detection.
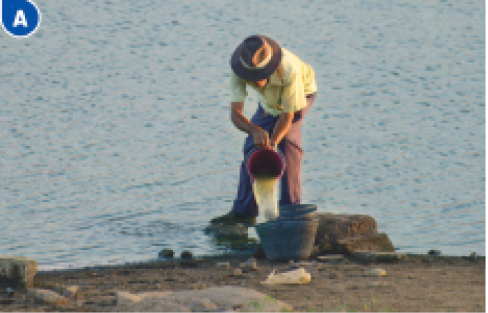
[232,93,316,217]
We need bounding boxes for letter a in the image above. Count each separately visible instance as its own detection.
[13,10,28,28]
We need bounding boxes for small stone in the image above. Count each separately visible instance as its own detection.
[216,262,230,269]
[233,269,243,277]
[181,250,193,260]
[65,285,79,297]
[297,261,314,267]
[53,285,79,298]
[6,287,14,297]
[317,254,345,264]
[116,291,143,305]
[159,249,175,259]
[239,258,257,270]
[364,268,386,277]
[428,249,441,256]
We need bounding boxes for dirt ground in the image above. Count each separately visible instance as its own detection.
[0,253,485,312]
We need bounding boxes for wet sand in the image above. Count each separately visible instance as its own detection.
[0,253,484,312]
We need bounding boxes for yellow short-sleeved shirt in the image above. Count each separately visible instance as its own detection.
[230,48,317,116]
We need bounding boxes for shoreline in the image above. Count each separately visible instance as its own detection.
[2,251,484,312]
[36,250,483,274]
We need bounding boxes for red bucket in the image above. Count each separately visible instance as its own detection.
[246,147,285,181]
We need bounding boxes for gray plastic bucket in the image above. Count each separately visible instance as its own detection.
[278,204,317,220]
[255,213,319,261]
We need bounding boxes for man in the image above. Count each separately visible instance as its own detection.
[211,35,317,226]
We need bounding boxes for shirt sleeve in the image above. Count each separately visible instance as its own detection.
[281,72,305,113]
[230,72,248,102]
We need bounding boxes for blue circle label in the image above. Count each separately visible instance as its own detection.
[1,0,41,38]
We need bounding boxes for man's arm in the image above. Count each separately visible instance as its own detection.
[269,112,294,147]
[230,102,270,148]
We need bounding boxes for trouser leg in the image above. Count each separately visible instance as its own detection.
[279,93,316,206]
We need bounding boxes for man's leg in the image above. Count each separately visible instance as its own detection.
[278,93,316,206]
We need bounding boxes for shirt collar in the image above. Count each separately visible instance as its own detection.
[268,71,283,86]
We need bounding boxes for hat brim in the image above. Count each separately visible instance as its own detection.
[230,36,282,82]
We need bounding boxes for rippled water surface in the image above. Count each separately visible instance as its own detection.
[1,0,484,270]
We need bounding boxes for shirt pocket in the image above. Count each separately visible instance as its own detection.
[264,85,283,111]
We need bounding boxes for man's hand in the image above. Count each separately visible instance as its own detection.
[231,102,270,147]
[269,112,294,148]
[251,128,270,148]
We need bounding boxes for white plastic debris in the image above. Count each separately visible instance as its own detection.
[261,267,311,285]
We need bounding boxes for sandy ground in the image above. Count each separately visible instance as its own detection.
[0,253,484,312]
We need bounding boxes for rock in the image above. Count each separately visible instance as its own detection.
[27,288,68,305]
[158,249,175,259]
[232,269,243,277]
[317,254,345,264]
[351,251,406,263]
[468,252,478,261]
[364,268,387,277]
[6,287,14,297]
[117,291,144,306]
[216,262,230,269]
[428,249,442,256]
[240,258,258,271]
[65,285,80,297]
[190,282,206,290]
[0,255,38,289]
[204,224,249,238]
[297,261,314,267]
[53,285,79,298]
[116,286,292,312]
[314,213,378,252]
[337,233,395,253]
[181,250,193,260]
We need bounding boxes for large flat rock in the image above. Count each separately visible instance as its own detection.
[116,286,292,312]
[0,255,38,289]
[314,213,378,249]
[312,213,395,254]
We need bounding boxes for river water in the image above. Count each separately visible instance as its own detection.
[1,0,484,270]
